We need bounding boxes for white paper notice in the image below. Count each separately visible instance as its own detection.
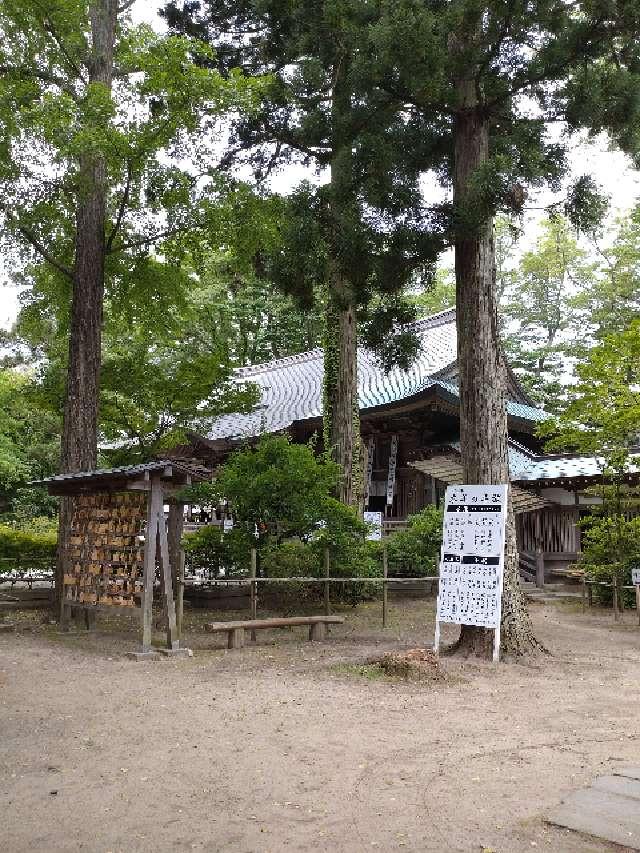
[364,511,383,541]
[436,484,508,630]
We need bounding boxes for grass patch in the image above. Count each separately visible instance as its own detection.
[333,662,387,681]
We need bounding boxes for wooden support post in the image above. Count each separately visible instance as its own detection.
[382,544,388,628]
[157,484,179,650]
[229,627,245,649]
[141,479,159,652]
[613,573,620,622]
[324,547,330,618]
[636,585,640,626]
[588,582,593,608]
[250,548,257,642]
[581,575,586,614]
[535,548,545,589]
[176,550,185,641]
[168,502,185,642]
[309,621,326,642]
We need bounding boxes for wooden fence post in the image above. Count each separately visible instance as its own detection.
[323,547,330,617]
[250,547,257,641]
[535,549,545,589]
[382,545,388,628]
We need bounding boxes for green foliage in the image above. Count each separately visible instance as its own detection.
[413,268,456,319]
[182,434,379,605]
[539,320,640,473]
[0,4,265,274]
[578,515,640,607]
[163,0,444,363]
[385,506,443,577]
[0,368,59,518]
[190,435,341,540]
[573,205,640,341]
[183,524,253,578]
[0,523,57,559]
[500,216,595,410]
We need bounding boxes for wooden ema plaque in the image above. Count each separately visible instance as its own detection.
[64,492,147,608]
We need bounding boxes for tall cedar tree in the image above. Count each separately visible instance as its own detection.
[0,0,259,600]
[374,0,640,655]
[162,0,444,506]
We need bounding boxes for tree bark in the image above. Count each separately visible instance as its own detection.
[323,291,361,507]
[56,1,118,608]
[451,68,539,657]
[322,53,362,509]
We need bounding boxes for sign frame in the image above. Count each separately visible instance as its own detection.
[433,484,509,663]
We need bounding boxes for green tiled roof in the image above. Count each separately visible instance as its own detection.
[207,308,548,440]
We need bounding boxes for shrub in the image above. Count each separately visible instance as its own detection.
[259,535,382,609]
[0,523,57,579]
[385,505,442,577]
[578,514,640,608]
[183,525,255,579]
[182,435,340,541]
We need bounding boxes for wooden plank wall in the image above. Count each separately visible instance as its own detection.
[517,507,580,554]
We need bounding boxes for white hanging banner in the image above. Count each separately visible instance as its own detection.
[363,437,375,507]
[386,434,399,507]
[433,484,508,663]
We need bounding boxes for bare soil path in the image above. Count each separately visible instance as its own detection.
[1,598,639,852]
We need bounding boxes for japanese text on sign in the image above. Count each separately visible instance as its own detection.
[436,484,508,630]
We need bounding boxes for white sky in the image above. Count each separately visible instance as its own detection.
[1,1,638,329]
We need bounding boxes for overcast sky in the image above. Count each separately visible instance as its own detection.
[1,1,638,329]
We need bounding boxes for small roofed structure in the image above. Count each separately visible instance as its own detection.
[35,460,210,659]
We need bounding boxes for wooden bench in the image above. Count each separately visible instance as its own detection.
[205,615,345,649]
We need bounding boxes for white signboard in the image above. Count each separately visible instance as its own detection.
[223,518,234,533]
[364,511,383,541]
[434,484,508,662]
[632,568,640,586]
[386,434,398,507]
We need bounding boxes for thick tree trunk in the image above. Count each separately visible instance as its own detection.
[451,74,539,657]
[56,1,118,608]
[323,291,361,507]
[322,53,362,509]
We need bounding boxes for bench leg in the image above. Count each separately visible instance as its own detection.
[309,622,326,642]
[228,627,245,649]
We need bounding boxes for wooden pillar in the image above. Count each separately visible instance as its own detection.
[141,480,159,652]
[382,544,388,628]
[613,572,620,622]
[250,548,257,641]
[156,484,179,650]
[534,509,544,589]
[324,548,330,617]
[168,502,185,640]
[535,550,545,590]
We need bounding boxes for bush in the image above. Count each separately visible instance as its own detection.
[385,505,442,577]
[183,525,254,579]
[259,536,382,609]
[0,523,57,559]
[578,514,640,608]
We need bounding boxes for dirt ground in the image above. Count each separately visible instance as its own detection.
[1,595,639,853]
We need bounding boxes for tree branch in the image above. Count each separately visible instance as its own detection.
[107,225,192,255]
[106,160,132,252]
[12,219,73,280]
